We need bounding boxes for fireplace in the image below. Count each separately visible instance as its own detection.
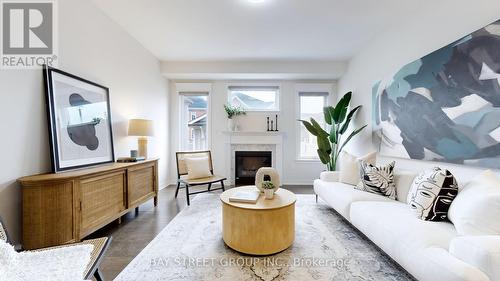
[235,151,272,186]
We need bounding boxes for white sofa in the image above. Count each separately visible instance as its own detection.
[314,171,500,281]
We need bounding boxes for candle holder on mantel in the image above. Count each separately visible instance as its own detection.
[266,115,279,132]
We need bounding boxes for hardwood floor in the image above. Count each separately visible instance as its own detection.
[88,184,314,280]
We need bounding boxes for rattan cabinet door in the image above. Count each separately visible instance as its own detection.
[127,163,156,208]
[79,171,126,237]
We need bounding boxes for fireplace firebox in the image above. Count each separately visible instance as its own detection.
[235,151,272,186]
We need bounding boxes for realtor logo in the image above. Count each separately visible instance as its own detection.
[1,0,57,68]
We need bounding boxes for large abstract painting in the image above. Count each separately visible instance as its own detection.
[373,20,500,169]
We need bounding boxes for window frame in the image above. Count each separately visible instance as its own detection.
[295,83,333,161]
[227,84,280,112]
[176,83,212,152]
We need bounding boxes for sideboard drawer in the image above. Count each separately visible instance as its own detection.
[79,171,126,237]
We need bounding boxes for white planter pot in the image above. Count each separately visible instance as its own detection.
[227,119,235,131]
[264,189,274,200]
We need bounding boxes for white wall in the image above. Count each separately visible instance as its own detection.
[0,0,169,243]
[338,0,500,183]
[168,80,335,185]
[160,61,347,80]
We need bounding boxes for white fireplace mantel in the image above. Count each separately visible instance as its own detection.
[223,131,285,185]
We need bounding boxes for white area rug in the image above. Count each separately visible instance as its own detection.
[115,194,414,281]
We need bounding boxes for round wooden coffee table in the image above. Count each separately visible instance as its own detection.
[220,186,296,255]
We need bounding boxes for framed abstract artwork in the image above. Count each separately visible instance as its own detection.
[43,66,115,172]
[372,19,500,169]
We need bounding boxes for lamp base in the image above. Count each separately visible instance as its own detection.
[138,137,148,158]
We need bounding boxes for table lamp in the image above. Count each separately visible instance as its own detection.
[128,119,154,158]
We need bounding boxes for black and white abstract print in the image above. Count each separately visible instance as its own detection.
[407,167,458,221]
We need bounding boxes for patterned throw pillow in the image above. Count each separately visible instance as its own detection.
[407,167,458,221]
[356,161,397,200]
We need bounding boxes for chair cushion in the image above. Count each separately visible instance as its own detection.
[338,151,376,185]
[313,179,393,220]
[33,237,110,278]
[0,240,93,281]
[350,201,457,260]
[407,167,458,221]
[185,157,212,179]
[180,175,226,185]
[448,170,500,235]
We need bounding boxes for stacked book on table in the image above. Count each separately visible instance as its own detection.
[228,190,260,204]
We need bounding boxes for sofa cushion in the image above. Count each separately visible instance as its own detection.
[405,247,490,281]
[407,167,458,221]
[319,171,340,182]
[448,170,500,235]
[450,235,500,281]
[338,151,376,185]
[394,170,418,203]
[356,161,396,200]
[313,179,392,220]
[350,201,457,260]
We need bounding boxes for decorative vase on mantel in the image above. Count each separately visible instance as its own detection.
[224,104,246,132]
[227,118,235,131]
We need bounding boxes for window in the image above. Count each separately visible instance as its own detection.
[298,92,328,159]
[179,92,208,151]
[228,86,279,111]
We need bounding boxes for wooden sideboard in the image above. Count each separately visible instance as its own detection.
[18,159,159,250]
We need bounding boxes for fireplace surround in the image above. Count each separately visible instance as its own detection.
[223,131,284,186]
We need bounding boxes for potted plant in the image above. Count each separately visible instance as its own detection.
[224,104,246,131]
[299,91,367,171]
[262,181,275,199]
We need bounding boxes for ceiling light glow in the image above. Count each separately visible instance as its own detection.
[248,0,265,3]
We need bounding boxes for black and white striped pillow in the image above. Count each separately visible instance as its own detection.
[356,160,397,200]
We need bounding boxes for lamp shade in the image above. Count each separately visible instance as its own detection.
[128,119,154,137]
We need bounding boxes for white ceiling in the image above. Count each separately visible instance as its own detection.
[92,0,429,62]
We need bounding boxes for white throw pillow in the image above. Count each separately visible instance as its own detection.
[338,151,376,185]
[0,240,92,281]
[448,170,500,235]
[185,157,212,179]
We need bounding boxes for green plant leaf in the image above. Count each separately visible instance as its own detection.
[328,107,336,124]
[310,118,328,137]
[323,107,332,125]
[338,125,367,154]
[317,149,330,164]
[332,92,352,123]
[329,125,337,143]
[299,120,319,136]
[339,105,362,134]
[338,106,348,124]
[317,135,331,154]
